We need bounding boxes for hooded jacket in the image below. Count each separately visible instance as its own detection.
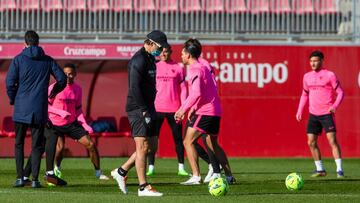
[6,45,66,124]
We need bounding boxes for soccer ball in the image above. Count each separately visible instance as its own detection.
[285,172,304,191]
[208,177,229,197]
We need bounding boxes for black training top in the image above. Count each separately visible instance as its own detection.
[125,47,157,113]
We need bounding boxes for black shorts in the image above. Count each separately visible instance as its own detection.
[307,114,336,135]
[127,109,156,137]
[187,114,221,135]
[46,121,88,140]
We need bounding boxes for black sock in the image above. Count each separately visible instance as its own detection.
[139,183,149,191]
[117,167,128,177]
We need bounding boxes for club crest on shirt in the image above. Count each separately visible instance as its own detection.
[148,70,156,78]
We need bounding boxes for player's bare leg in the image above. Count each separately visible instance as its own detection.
[181,127,202,185]
[78,135,109,180]
[308,134,326,177]
[326,132,344,177]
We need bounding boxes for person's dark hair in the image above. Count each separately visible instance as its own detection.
[164,45,172,53]
[24,30,39,46]
[184,38,202,59]
[63,63,77,72]
[309,50,324,60]
[144,38,152,45]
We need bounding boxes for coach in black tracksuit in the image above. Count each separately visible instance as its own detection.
[5,30,66,188]
[111,30,169,196]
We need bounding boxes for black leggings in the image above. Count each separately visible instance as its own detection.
[149,112,185,165]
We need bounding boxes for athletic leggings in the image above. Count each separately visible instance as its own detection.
[149,112,185,165]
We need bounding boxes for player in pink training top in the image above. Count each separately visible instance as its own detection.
[296,51,345,178]
[23,63,109,185]
[145,45,190,176]
[47,63,109,181]
[175,39,235,185]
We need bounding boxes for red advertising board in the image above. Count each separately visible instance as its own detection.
[0,43,359,157]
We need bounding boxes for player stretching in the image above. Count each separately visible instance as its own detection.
[296,50,345,178]
[50,63,108,180]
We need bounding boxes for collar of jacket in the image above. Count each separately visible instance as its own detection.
[140,47,155,63]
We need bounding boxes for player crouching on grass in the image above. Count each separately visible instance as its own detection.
[175,39,235,185]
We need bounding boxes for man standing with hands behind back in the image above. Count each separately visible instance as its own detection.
[6,30,67,188]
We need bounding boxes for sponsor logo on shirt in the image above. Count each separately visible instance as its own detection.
[148,70,156,78]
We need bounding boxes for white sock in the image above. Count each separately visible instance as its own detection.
[335,159,343,172]
[213,173,221,177]
[24,177,29,180]
[208,164,213,170]
[315,160,324,171]
[148,164,155,171]
[46,170,54,175]
[192,175,201,180]
[178,163,184,171]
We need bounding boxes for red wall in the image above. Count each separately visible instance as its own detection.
[159,45,360,157]
[1,43,359,157]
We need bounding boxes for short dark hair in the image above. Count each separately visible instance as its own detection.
[164,45,172,53]
[24,30,39,46]
[309,50,324,60]
[63,63,77,72]
[184,38,202,59]
[144,38,152,45]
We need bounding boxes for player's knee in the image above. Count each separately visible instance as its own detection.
[307,140,316,148]
[183,139,189,147]
[137,143,148,154]
[57,143,64,151]
[85,140,95,150]
[328,139,338,147]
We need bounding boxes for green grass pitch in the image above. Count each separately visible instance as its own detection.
[0,158,359,203]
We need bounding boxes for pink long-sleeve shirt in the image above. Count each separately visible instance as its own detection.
[48,83,89,128]
[155,60,188,113]
[179,61,222,116]
[297,68,344,116]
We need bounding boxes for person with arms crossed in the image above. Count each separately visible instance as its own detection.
[296,50,345,178]
[6,30,67,188]
[111,30,169,197]
[175,39,235,185]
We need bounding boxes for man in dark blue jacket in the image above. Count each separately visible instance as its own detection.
[6,30,66,188]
